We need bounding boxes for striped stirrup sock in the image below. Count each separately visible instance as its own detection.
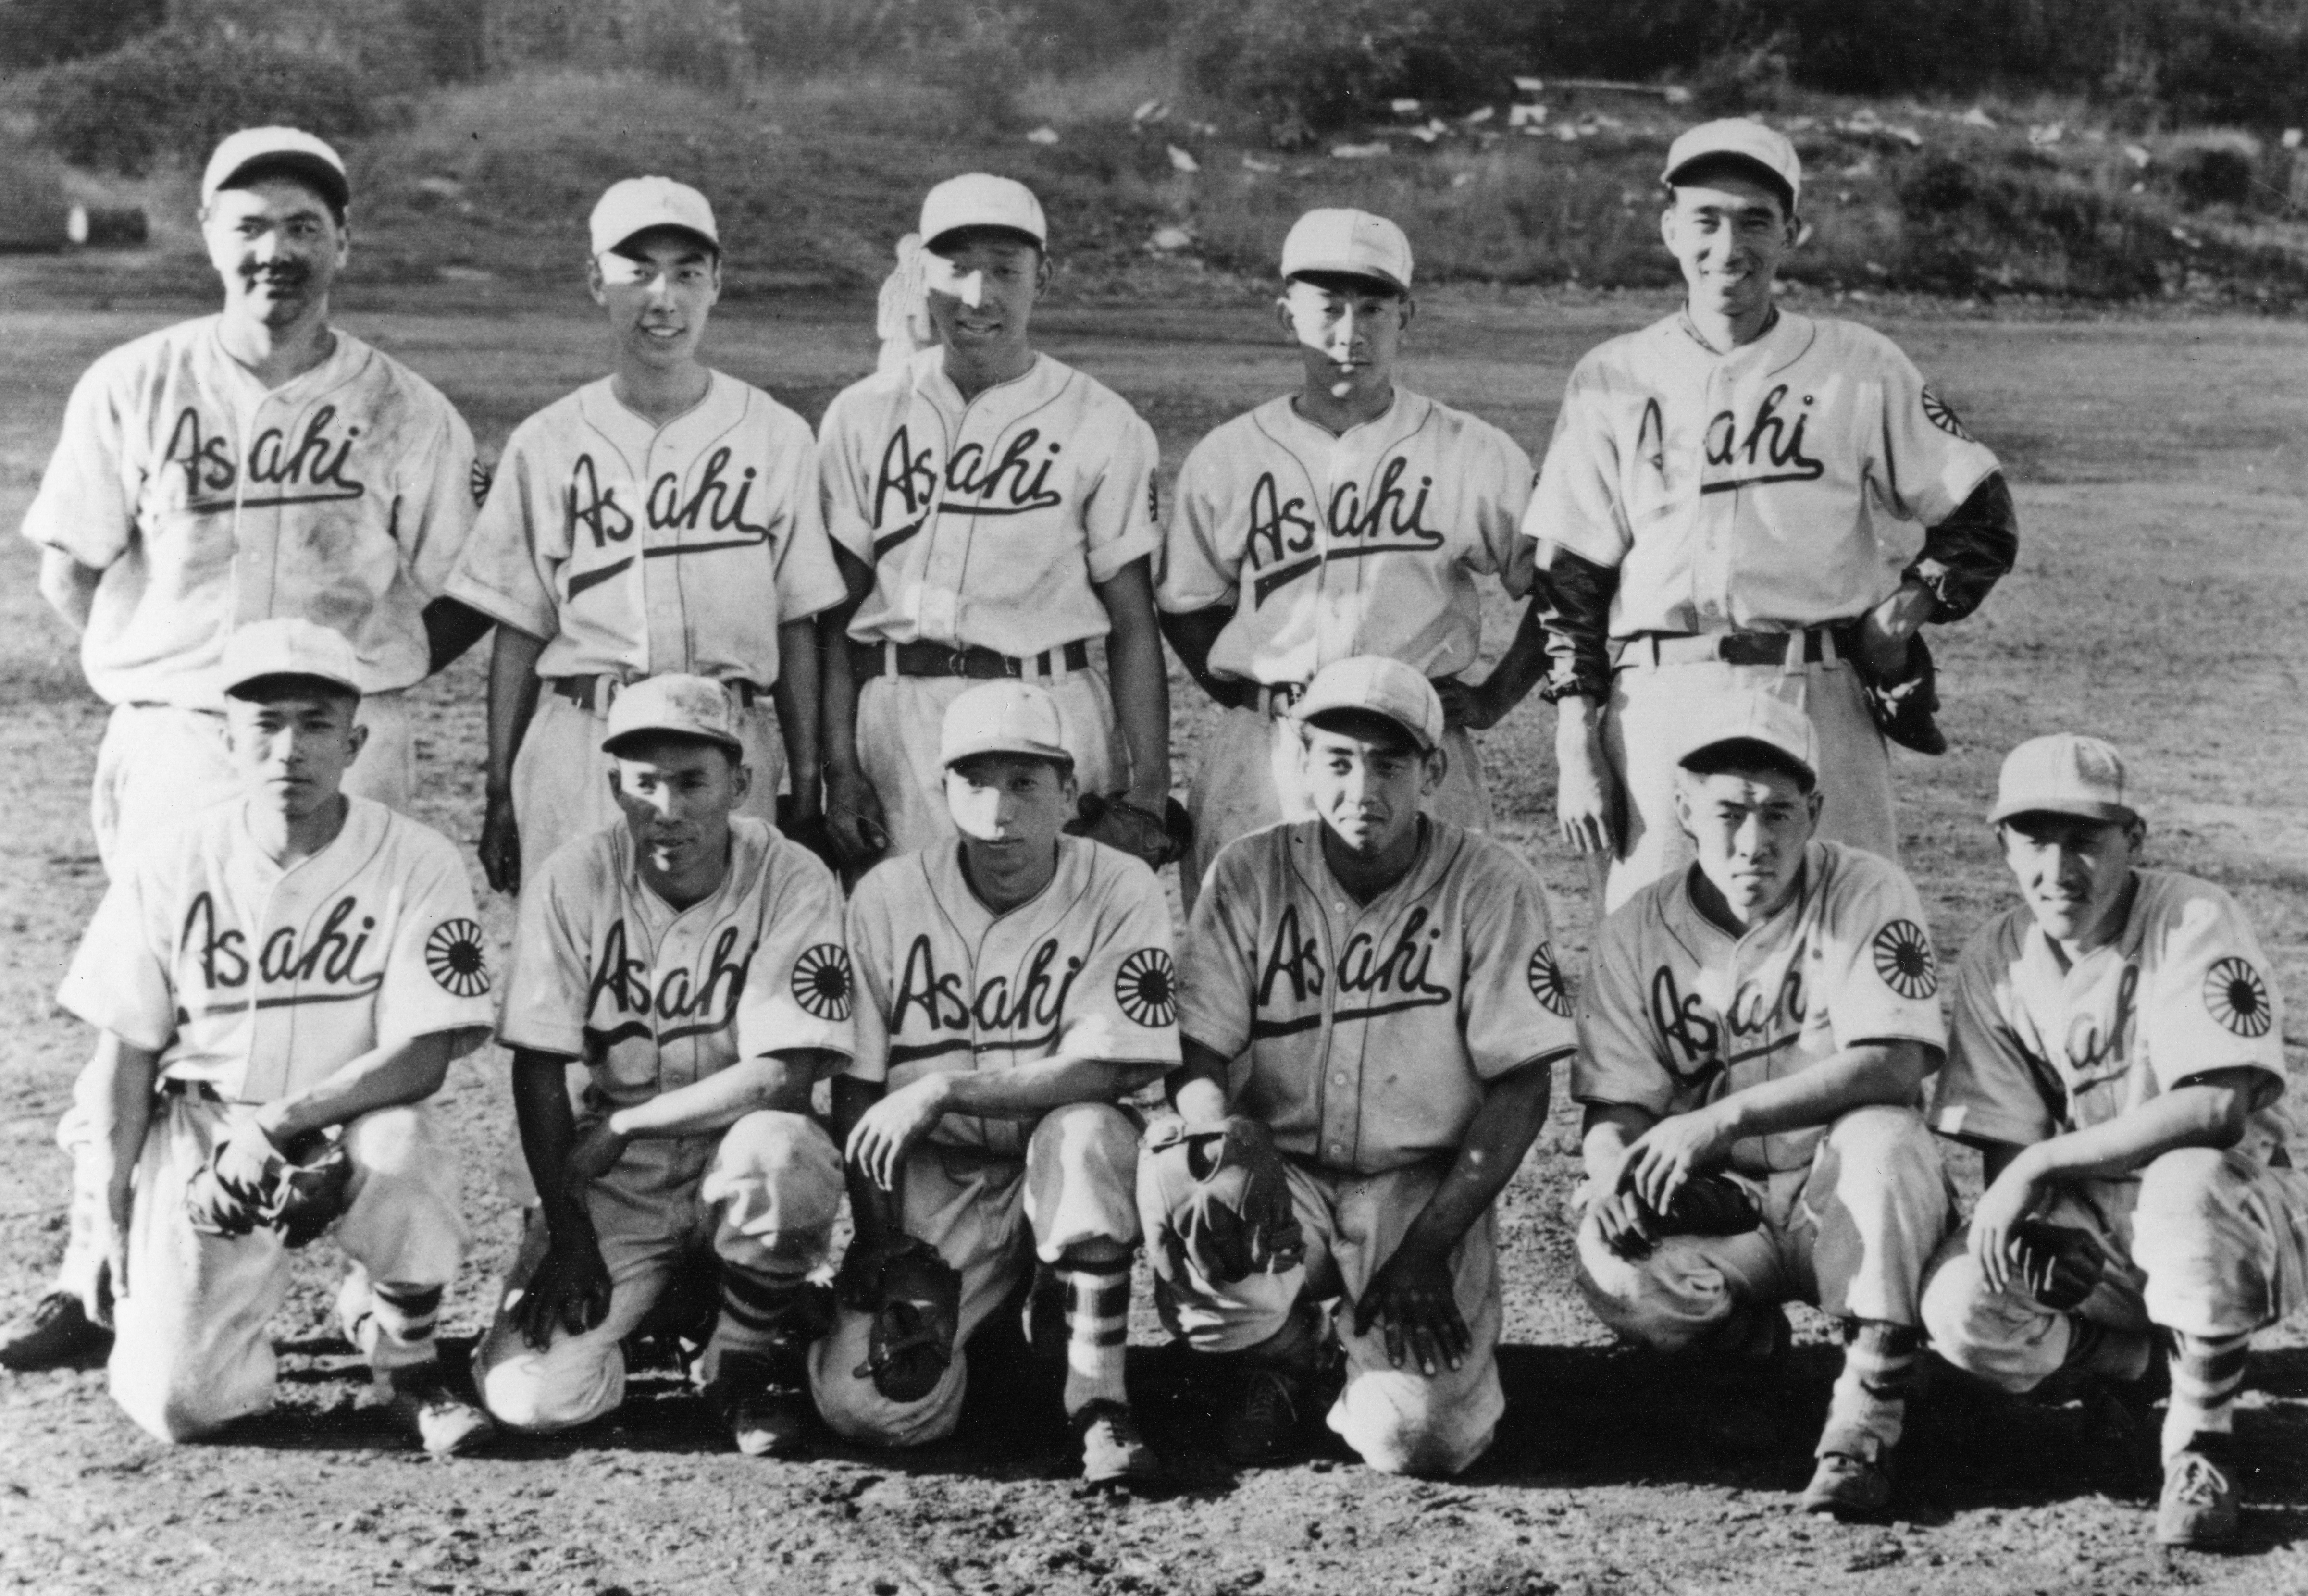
[1060,1260,1132,1414]
[2163,1328,2251,1461]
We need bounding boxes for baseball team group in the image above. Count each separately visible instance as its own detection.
[4,111,2298,1552]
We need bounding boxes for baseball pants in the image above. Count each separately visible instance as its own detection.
[474,1111,842,1431]
[854,669,1124,857]
[1576,1106,1947,1459]
[513,687,788,881]
[90,691,415,873]
[809,1102,1141,1448]
[1600,652,1895,914]
[67,1090,464,1444]
[1184,705,1492,911]
[1921,1149,2308,1392]
[1148,1155,1505,1478]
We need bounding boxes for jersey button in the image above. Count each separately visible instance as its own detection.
[1332,1074,1347,1086]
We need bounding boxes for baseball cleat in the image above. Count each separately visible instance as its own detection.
[1073,1400,1160,1487]
[707,1349,812,1458]
[2156,1443,2240,1547]
[382,1362,497,1457]
[1224,1365,1309,1466]
[1800,1451,1893,1520]
[0,1292,112,1372]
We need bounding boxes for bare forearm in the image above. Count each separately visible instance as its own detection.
[1098,566,1172,804]
[486,624,548,793]
[1401,1061,1553,1257]
[257,1030,463,1143]
[1579,1101,1654,1183]
[772,618,822,810]
[938,1055,1168,1121]
[604,1049,829,1140]
[2011,1076,2258,1186]
[512,1052,590,1233]
[88,1032,161,1186]
[1713,1040,1933,1143]
[38,547,101,634]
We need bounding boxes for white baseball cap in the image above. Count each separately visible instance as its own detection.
[1280,208,1414,293]
[919,174,1047,250]
[602,674,744,758]
[940,680,1072,769]
[1989,733,2137,826]
[1678,692,1820,790]
[203,126,349,214]
[1663,117,1802,212]
[1294,656,1443,754]
[220,617,362,700]
[590,176,720,258]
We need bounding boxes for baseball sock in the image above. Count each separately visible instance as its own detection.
[2163,1328,2251,1461]
[1059,1259,1131,1414]
[1823,1319,1919,1458]
[2062,1315,2152,1384]
[350,1281,443,1365]
[717,1267,812,1361]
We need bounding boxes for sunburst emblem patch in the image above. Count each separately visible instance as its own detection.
[2204,957,2272,1038]
[1527,943,1573,1018]
[1871,919,1938,1000]
[793,943,853,1022]
[425,918,490,996]
[469,459,494,506]
[1116,948,1177,1029]
[1920,388,1974,443]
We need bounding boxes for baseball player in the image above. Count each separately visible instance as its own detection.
[811,681,1178,1487]
[1146,656,1575,1476]
[25,619,496,1451]
[4,125,491,1373]
[1525,117,2020,912]
[1572,693,1949,1517]
[816,173,1175,873]
[446,176,846,896]
[1919,735,2304,1547]
[1159,210,1549,903]
[470,674,854,1454]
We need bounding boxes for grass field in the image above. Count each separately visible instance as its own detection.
[0,276,2304,1596]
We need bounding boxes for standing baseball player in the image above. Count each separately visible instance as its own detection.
[4,125,492,1372]
[446,176,846,896]
[1160,210,1550,903]
[470,674,854,1454]
[1145,656,1574,1476]
[1572,693,1949,1516]
[1920,735,2304,1547]
[28,619,496,1451]
[1526,117,2019,911]
[816,173,1176,875]
[811,681,1178,1486]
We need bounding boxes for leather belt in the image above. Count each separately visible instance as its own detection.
[858,639,1092,680]
[549,675,760,712]
[1611,627,1842,671]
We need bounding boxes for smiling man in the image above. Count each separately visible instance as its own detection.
[1572,692,1949,1517]
[446,177,846,896]
[1524,118,2021,912]
[1920,735,2306,1547]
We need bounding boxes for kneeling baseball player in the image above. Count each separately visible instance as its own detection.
[40,619,496,1451]
[471,675,854,1455]
[1920,735,2305,1547]
[1145,656,1575,1476]
[1573,694,1949,1516]
[811,681,1179,1486]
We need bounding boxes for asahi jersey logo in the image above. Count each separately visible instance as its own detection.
[181,889,385,1012]
[1243,455,1448,606]
[583,919,760,1046]
[163,403,368,512]
[889,932,1085,1059]
[1251,902,1455,1039]
[870,423,1067,560]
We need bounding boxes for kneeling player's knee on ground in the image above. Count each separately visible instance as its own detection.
[808,1318,964,1449]
[1574,1223,1728,1353]
[1917,1250,2042,1391]
[1335,1371,1488,1478]
[475,1333,625,1433]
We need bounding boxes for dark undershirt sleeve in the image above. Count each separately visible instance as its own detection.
[1535,545,1618,704]
[1907,472,2019,623]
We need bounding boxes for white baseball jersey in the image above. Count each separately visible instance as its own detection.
[19,316,480,710]
[58,798,494,1102]
[1524,310,2001,633]
[818,348,1162,655]
[446,371,845,685]
[499,817,853,1108]
[1577,840,1948,1175]
[1180,818,1577,1175]
[1159,388,1535,684]
[1932,869,2292,1168]
[844,836,1180,1158]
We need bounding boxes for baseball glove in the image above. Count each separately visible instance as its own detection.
[1652,1172,1765,1238]
[835,1234,962,1403]
[1065,793,1192,871]
[1138,1116,1304,1289]
[2010,1217,2107,1311]
[185,1130,354,1247]
[1849,630,1947,756]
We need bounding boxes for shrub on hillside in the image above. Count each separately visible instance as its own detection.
[31,27,374,176]
[0,0,162,71]
[1184,0,1527,143]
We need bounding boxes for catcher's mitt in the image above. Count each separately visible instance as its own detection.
[185,1130,353,1247]
[1848,629,1947,756]
[2010,1217,2107,1311]
[1653,1172,1764,1238]
[1138,1116,1304,1288]
[836,1235,961,1403]
[1065,792,1192,871]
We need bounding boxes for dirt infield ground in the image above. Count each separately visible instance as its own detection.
[1,281,2304,1596]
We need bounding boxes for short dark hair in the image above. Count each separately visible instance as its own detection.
[1680,738,1816,792]
[1301,707,1421,757]
[1667,153,1794,217]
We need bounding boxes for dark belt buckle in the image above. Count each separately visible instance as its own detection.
[1720,634,1782,668]
[947,649,973,678]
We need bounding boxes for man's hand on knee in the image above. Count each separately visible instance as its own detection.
[511,1225,614,1351]
[1352,1243,1470,1378]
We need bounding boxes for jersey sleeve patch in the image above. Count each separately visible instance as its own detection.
[1527,943,1573,1018]
[2204,956,2273,1038]
[1115,947,1177,1029]
[425,918,491,997]
[794,942,854,1022]
[1872,919,1938,1000]
[1920,388,1974,443]
[470,458,495,507]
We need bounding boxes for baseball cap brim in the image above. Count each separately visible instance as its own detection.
[1987,795,2138,827]
[214,152,349,214]
[602,724,743,758]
